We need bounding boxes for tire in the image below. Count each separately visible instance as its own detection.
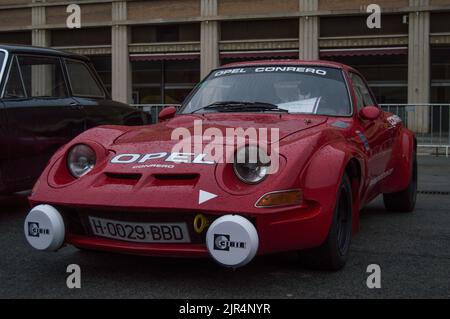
[298,173,353,271]
[383,151,417,213]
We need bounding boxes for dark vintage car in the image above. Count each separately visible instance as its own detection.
[0,45,150,194]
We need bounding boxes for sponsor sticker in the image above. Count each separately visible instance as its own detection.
[356,130,370,151]
[213,234,246,251]
[27,222,50,237]
[387,115,402,127]
[213,66,328,78]
[206,215,259,268]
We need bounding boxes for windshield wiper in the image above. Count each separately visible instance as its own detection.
[192,101,288,113]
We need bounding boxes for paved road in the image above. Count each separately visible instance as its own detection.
[1,156,449,299]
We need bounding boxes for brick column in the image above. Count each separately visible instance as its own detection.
[299,0,319,60]
[408,0,430,133]
[32,3,50,47]
[111,1,131,104]
[200,0,219,78]
[31,3,51,96]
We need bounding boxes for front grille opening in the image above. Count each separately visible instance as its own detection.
[105,172,142,180]
[102,172,142,186]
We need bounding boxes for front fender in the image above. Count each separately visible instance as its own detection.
[30,125,133,197]
[383,128,416,193]
[300,142,365,242]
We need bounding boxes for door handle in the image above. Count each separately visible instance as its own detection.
[69,102,82,110]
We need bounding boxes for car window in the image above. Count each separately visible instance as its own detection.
[17,55,67,98]
[182,66,352,116]
[0,51,6,77]
[350,73,375,110]
[3,57,26,99]
[352,82,364,111]
[65,59,104,97]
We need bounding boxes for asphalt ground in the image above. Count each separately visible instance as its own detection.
[0,156,449,299]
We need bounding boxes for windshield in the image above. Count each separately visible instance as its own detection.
[181,66,351,116]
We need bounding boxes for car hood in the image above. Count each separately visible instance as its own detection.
[114,113,327,146]
[43,113,333,204]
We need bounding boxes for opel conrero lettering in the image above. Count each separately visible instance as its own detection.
[24,61,417,270]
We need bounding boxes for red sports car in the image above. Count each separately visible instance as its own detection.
[24,61,417,270]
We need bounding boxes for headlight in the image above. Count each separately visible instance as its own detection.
[67,144,96,178]
[233,145,270,184]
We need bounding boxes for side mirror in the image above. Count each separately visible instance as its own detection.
[158,106,177,121]
[359,105,381,121]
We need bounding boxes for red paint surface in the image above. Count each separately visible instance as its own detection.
[29,60,416,257]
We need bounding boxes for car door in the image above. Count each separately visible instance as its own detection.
[0,100,8,192]
[1,54,85,188]
[349,72,393,189]
[63,58,144,128]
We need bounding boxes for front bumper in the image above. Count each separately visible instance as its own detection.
[30,201,329,257]
[69,235,208,257]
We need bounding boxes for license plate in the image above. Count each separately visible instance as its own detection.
[89,217,191,243]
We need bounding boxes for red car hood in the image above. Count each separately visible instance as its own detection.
[114,113,327,146]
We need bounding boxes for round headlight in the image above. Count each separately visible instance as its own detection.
[67,144,96,178]
[233,146,270,184]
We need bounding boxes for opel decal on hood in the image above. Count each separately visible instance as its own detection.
[110,152,215,165]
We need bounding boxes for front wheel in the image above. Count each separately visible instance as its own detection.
[383,151,417,213]
[298,173,353,271]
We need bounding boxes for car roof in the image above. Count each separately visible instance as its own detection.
[0,44,89,61]
[219,59,357,73]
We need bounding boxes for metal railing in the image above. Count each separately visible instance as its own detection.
[132,103,450,156]
[380,104,450,156]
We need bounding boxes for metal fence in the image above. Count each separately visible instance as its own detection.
[380,104,450,156]
[132,104,450,156]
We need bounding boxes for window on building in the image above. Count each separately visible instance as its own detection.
[221,19,299,41]
[132,60,163,104]
[0,31,31,45]
[221,54,298,66]
[431,12,450,33]
[431,46,450,103]
[320,14,408,37]
[51,27,111,47]
[164,60,201,104]
[89,55,111,94]
[131,23,200,43]
[324,54,408,104]
[65,59,104,98]
[131,59,200,104]
[17,55,67,98]
[431,46,450,134]
[3,57,26,99]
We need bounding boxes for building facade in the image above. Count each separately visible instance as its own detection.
[0,0,449,111]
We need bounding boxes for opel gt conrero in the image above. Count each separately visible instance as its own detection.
[24,60,417,270]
